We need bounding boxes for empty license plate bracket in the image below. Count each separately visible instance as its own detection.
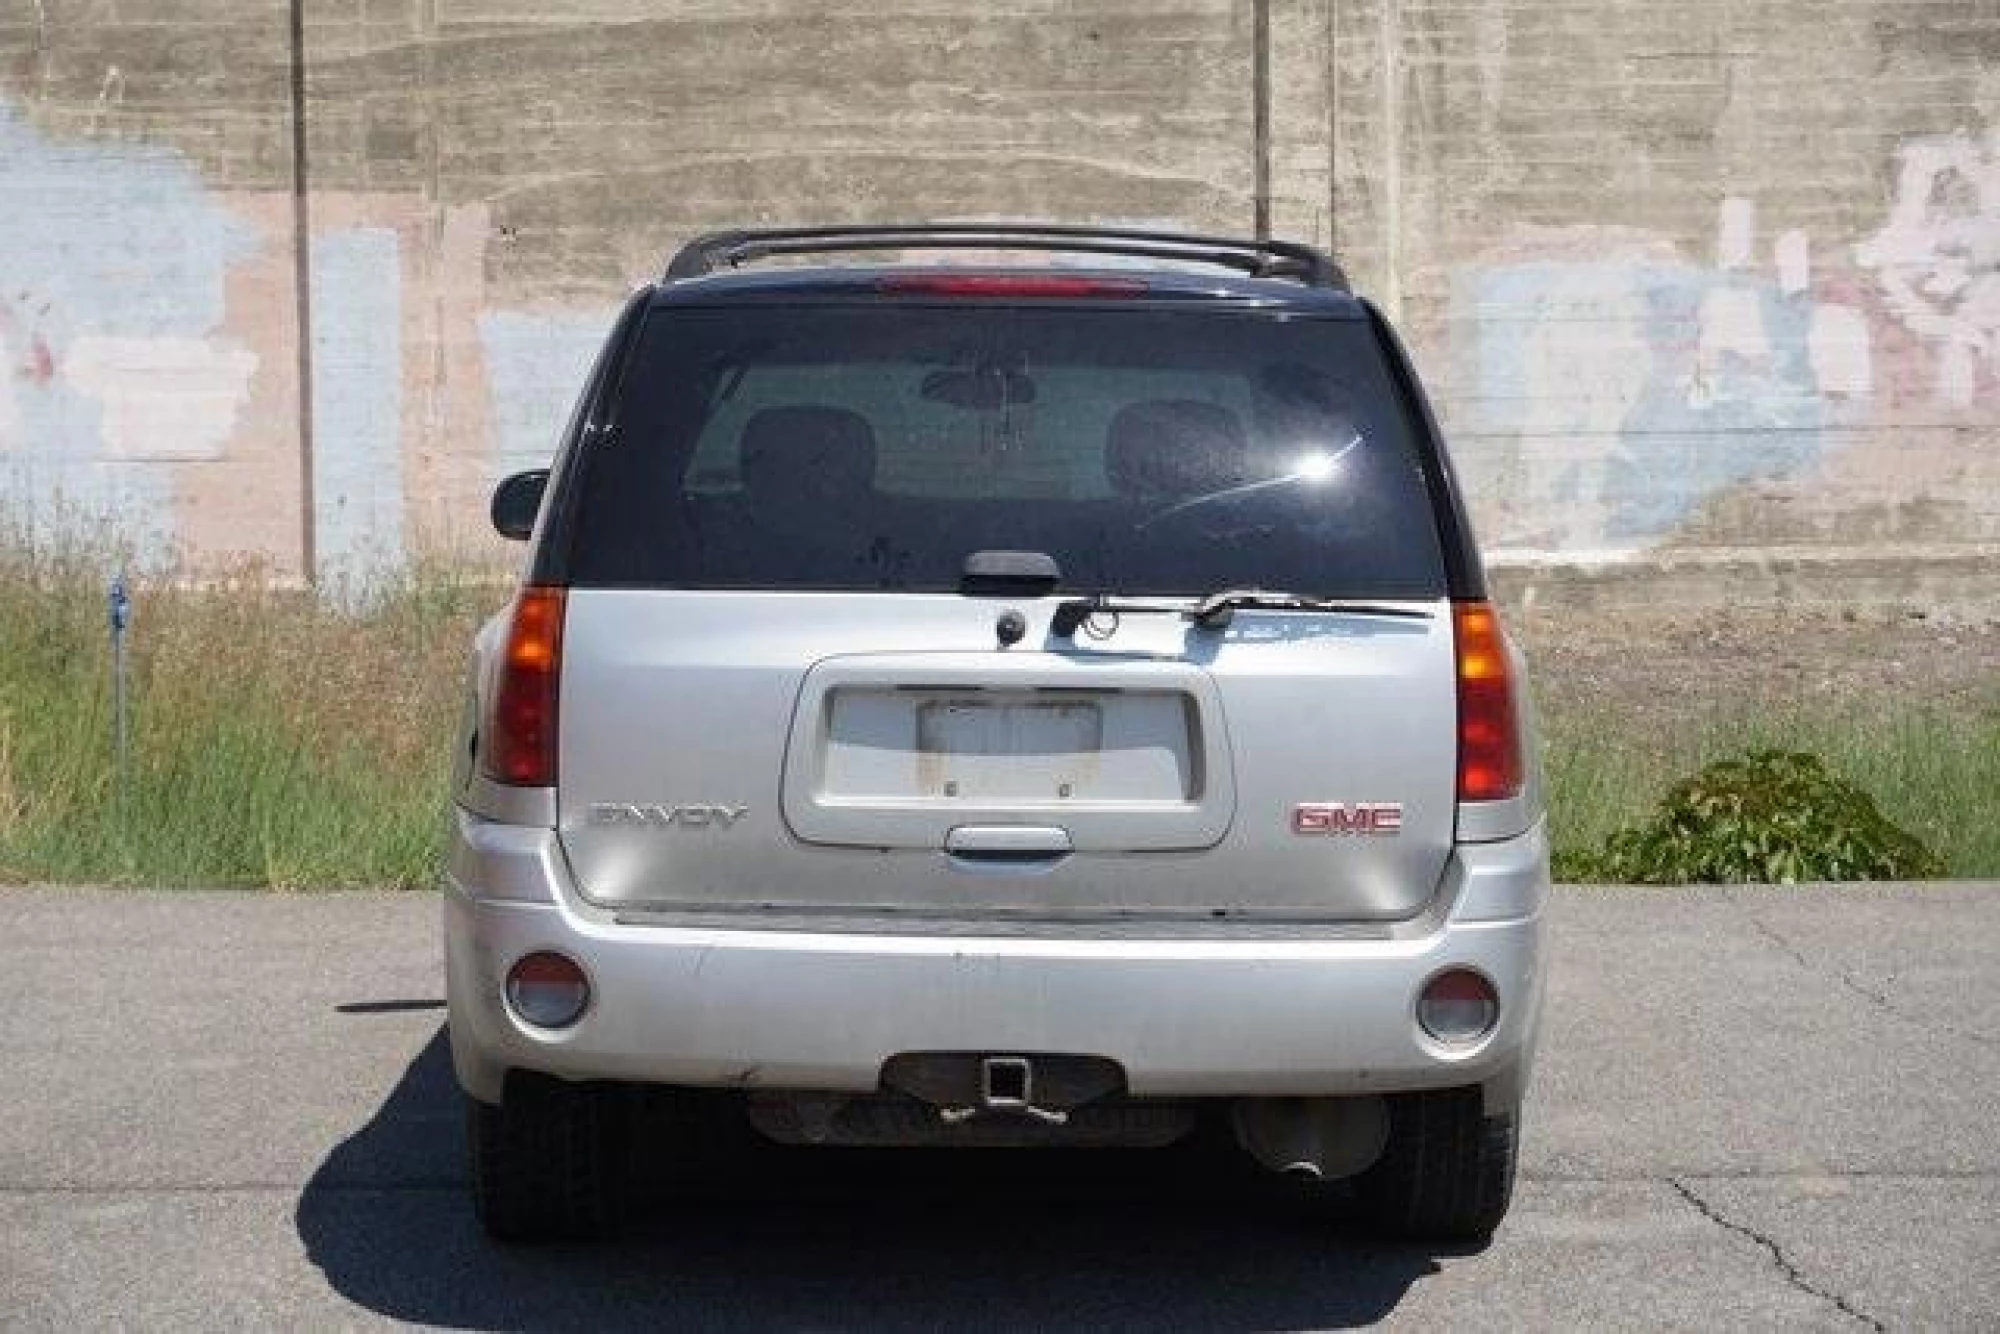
[915,695,1104,801]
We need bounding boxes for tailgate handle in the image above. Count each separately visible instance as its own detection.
[944,825,1073,861]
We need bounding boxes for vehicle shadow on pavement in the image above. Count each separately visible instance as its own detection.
[296,1028,1459,1331]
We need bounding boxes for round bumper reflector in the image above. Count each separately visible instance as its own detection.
[505,951,590,1029]
[1417,968,1499,1045]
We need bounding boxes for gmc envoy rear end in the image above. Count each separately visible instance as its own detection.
[446,225,1548,1243]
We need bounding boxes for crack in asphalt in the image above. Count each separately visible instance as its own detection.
[1669,1177,1886,1332]
[1745,910,1815,970]
[1749,914,1905,1014]
[1745,909,2000,1051]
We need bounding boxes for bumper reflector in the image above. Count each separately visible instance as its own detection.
[505,951,590,1029]
[1417,968,1499,1045]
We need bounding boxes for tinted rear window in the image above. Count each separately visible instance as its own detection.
[562,304,1446,596]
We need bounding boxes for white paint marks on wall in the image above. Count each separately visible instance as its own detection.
[1855,129,2000,409]
[63,337,256,460]
[0,339,20,444]
[1774,229,1811,296]
[310,229,404,587]
[1808,303,1872,398]
[1716,196,1756,271]
[0,96,255,556]
[1692,199,1773,409]
[1692,287,1770,409]
[480,310,614,473]
[1510,266,1652,548]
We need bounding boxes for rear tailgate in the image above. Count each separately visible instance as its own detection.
[556,591,1455,921]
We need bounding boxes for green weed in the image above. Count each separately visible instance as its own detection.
[1546,705,1998,881]
[1567,749,1944,884]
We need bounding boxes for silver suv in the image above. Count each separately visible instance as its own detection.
[447,225,1547,1244]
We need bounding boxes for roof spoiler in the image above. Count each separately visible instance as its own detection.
[662,224,1349,291]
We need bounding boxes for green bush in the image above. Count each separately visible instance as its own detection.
[1574,749,1945,884]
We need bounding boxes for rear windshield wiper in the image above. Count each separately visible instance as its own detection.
[1185,589,1433,630]
[1052,589,1432,637]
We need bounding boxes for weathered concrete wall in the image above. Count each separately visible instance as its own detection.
[1,1,1995,592]
[1327,0,2000,573]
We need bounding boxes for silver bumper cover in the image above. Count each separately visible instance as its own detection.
[444,812,1547,1108]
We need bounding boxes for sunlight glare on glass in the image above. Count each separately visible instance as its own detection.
[1291,451,1341,483]
[1288,427,1362,484]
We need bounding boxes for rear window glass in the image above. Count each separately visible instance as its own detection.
[562,304,1446,596]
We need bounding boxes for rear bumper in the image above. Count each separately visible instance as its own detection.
[444,814,1548,1110]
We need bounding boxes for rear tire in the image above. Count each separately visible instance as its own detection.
[467,1075,633,1243]
[1351,1087,1518,1243]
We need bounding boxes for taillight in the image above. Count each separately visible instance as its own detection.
[874,274,1147,298]
[482,585,565,787]
[1453,600,1523,802]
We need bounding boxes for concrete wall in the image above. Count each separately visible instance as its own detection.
[1,1,1995,592]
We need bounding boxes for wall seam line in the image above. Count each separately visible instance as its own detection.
[288,0,317,584]
[1253,0,1271,240]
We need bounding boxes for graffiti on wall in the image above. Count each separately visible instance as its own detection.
[0,101,258,559]
[1856,129,2000,411]
[3,79,1995,576]
[0,93,594,582]
[1451,130,1999,558]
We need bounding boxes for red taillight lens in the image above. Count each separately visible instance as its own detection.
[875,274,1147,298]
[482,585,565,787]
[1453,600,1523,803]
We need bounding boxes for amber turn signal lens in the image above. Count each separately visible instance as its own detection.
[482,586,565,787]
[1453,600,1523,802]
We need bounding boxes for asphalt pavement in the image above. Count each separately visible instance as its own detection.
[1,883,1994,1330]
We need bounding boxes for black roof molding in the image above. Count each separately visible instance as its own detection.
[664,224,1350,291]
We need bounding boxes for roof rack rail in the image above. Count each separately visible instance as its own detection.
[663,224,1349,290]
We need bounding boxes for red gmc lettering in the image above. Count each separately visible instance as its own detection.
[1292,803,1405,836]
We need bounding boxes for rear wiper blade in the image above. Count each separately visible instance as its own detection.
[1186,589,1434,630]
[1051,589,1431,637]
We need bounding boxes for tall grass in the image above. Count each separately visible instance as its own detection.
[0,543,491,889]
[0,539,1993,887]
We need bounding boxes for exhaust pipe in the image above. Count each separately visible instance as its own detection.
[1232,1097,1388,1181]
